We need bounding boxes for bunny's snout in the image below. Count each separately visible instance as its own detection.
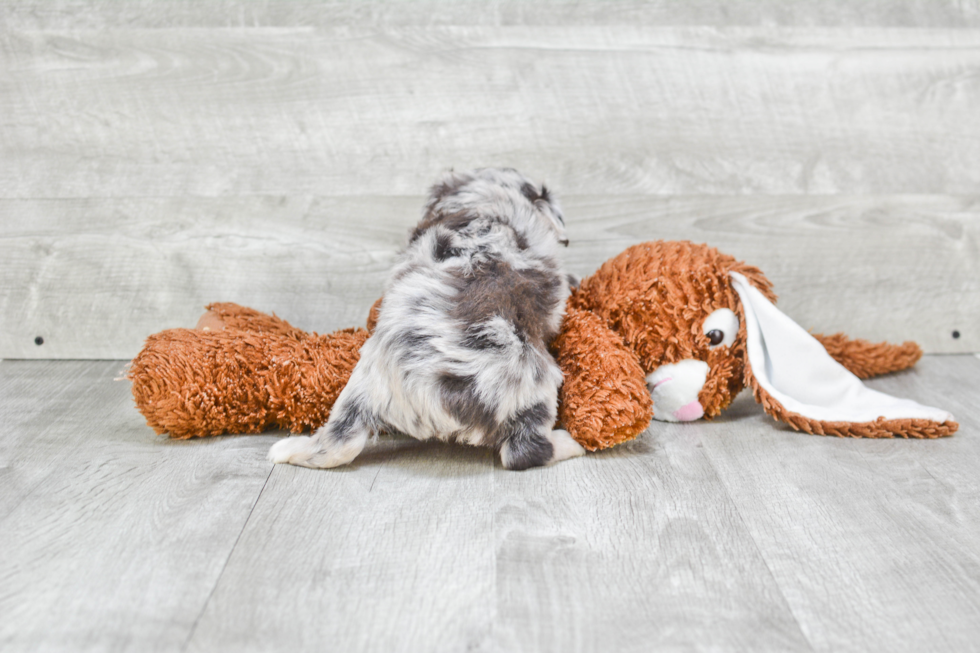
[646,360,709,422]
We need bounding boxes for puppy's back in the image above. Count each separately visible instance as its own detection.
[369,168,571,444]
[267,169,586,470]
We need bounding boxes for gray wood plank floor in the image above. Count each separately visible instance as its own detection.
[1,356,977,652]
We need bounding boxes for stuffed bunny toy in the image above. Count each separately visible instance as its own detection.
[554,240,958,450]
[130,240,957,451]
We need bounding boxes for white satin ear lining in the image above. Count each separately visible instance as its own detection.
[729,272,954,424]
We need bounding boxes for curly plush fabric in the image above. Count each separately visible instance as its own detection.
[552,307,652,451]
[812,333,923,379]
[555,240,955,447]
[557,241,775,441]
[130,304,368,439]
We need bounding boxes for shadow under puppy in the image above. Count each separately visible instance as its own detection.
[269,168,584,470]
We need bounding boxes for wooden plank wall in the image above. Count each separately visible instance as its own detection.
[1,1,978,359]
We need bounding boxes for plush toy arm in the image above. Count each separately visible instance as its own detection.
[812,332,922,379]
[553,307,653,451]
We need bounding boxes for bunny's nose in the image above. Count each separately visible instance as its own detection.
[646,360,709,422]
[672,401,704,422]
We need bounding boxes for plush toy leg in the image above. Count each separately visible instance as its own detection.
[812,333,922,379]
[553,307,653,450]
[129,325,369,438]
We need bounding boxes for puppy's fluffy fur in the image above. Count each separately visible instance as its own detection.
[269,168,584,470]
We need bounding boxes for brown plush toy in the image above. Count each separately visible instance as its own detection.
[130,302,378,439]
[129,241,957,449]
[556,240,958,450]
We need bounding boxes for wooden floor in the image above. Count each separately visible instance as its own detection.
[0,356,977,652]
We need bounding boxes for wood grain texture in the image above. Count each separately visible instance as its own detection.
[3,26,980,197]
[491,435,811,653]
[0,196,409,359]
[697,355,980,652]
[0,360,278,653]
[5,357,977,651]
[2,195,975,359]
[4,0,980,29]
[185,406,810,653]
[0,359,106,522]
[185,439,498,653]
[1,357,976,651]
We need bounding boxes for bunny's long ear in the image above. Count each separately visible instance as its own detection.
[729,272,957,438]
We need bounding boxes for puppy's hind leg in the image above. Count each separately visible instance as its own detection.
[268,398,371,469]
[498,404,585,471]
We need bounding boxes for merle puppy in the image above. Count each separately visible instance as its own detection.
[268,168,584,470]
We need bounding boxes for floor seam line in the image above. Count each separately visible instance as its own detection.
[697,434,818,653]
[180,463,275,652]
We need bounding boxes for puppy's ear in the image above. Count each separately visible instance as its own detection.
[729,272,957,438]
[366,297,383,334]
[410,170,476,242]
[522,182,567,245]
[426,169,473,207]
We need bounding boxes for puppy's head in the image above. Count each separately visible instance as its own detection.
[416,168,568,248]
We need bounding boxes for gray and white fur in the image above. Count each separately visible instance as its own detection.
[268,168,584,470]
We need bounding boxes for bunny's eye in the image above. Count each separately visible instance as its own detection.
[703,308,739,349]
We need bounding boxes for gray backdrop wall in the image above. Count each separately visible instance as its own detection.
[2,0,978,359]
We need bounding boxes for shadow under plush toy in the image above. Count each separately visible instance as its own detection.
[129,240,957,451]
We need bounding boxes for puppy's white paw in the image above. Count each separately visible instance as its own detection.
[547,428,586,464]
[268,436,314,465]
[268,435,362,469]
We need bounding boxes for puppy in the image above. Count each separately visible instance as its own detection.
[268,168,585,470]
